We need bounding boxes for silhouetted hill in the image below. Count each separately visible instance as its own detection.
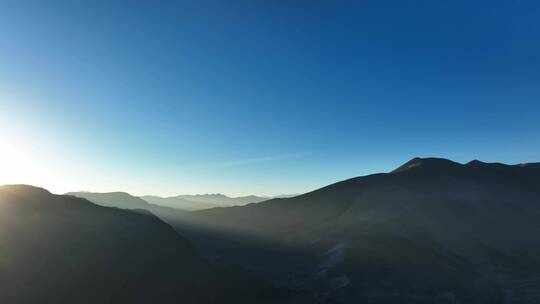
[0,185,291,304]
[172,158,540,303]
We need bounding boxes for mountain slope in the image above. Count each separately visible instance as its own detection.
[0,185,289,304]
[65,191,193,228]
[172,158,540,303]
[65,191,152,209]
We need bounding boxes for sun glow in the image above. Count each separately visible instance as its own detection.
[0,136,51,188]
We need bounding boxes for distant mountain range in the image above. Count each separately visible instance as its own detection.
[0,185,293,304]
[141,193,296,211]
[66,191,295,211]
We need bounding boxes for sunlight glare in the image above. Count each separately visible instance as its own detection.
[0,136,50,187]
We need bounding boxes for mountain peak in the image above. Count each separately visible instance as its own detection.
[392,158,540,175]
[0,184,51,196]
[466,159,484,166]
[392,157,462,174]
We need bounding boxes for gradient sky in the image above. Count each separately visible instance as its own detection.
[1,0,539,196]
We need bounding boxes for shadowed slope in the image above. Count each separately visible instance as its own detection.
[0,185,290,304]
[171,158,540,303]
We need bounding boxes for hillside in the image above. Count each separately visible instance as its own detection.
[171,158,540,303]
[0,185,291,304]
[65,191,193,228]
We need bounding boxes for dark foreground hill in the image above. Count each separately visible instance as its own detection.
[0,185,292,304]
[171,158,540,303]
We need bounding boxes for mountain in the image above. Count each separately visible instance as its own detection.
[171,158,540,303]
[66,191,152,209]
[141,193,277,211]
[65,191,192,227]
[0,185,292,304]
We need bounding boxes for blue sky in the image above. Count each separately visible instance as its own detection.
[0,0,539,196]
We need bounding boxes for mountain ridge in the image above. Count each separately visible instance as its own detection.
[140,193,292,211]
[169,157,540,303]
[393,157,540,174]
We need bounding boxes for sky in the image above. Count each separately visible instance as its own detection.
[0,0,539,196]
